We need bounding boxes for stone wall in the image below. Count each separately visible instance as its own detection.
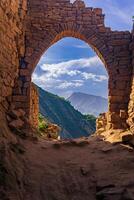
[96,113,108,134]
[30,83,39,128]
[0,0,134,134]
[0,0,27,118]
[20,0,132,130]
[127,30,134,132]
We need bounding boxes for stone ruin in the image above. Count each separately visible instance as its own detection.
[0,0,134,136]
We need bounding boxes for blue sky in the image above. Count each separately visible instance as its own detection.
[32,0,134,98]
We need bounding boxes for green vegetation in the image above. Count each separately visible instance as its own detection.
[38,113,49,132]
[84,114,96,129]
[37,85,96,139]
[38,113,59,139]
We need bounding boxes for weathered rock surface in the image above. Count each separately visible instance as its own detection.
[9,119,24,129]
[1,128,134,200]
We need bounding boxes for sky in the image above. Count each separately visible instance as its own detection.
[32,0,134,98]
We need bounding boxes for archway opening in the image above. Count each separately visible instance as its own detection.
[32,37,108,139]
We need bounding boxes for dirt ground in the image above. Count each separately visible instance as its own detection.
[17,136,134,200]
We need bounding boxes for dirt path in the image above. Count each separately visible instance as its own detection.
[23,136,134,200]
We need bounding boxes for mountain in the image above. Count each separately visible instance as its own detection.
[67,92,108,117]
[37,86,96,139]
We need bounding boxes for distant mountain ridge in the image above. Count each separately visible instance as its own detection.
[37,86,96,139]
[67,92,108,117]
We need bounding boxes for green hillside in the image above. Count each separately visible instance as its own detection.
[37,86,96,139]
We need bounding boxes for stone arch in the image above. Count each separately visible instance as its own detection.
[24,0,112,74]
[29,32,109,128]
[11,0,132,130]
[28,30,110,75]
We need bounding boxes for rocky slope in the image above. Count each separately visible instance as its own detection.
[68,92,108,116]
[38,86,96,139]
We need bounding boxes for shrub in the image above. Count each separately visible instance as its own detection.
[39,122,49,132]
[84,114,96,128]
[38,113,49,132]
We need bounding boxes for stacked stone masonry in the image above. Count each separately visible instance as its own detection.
[30,83,39,128]
[0,0,134,132]
[0,0,27,115]
[128,30,134,132]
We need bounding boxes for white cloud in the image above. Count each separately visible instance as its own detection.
[40,56,103,78]
[57,80,84,89]
[32,56,107,91]
[82,72,108,82]
[32,73,61,89]
[32,73,84,90]
[73,44,89,49]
